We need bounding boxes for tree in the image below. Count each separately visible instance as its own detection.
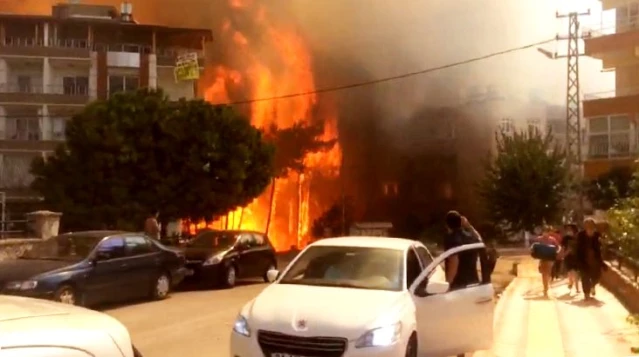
[585,166,634,210]
[262,121,336,234]
[31,88,275,231]
[479,128,568,234]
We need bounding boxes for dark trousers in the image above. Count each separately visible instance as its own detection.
[580,268,601,297]
[551,260,561,279]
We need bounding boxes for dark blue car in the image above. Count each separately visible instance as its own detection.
[0,230,187,307]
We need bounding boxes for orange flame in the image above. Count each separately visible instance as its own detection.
[192,1,342,251]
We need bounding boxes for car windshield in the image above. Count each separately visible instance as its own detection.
[189,231,237,249]
[279,245,404,291]
[20,234,104,261]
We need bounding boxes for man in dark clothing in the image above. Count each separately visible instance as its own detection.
[575,218,607,300]
[444,211,483,290]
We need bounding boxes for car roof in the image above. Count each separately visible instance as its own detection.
[309,236,419,250]
[59,230,129,238]
[0,296,131,351]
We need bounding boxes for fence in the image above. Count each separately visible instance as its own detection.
[604,246,639,283]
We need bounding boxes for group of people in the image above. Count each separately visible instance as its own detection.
[535,217,608,300]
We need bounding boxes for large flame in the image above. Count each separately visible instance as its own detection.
[191,0,342,251]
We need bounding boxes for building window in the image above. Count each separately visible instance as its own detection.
[51,117,67,140]
[62,76,89,95]
[6,117,40,141]
[499,118,514,134]
[587,115,632,159]
[17,75,31,93]
[0,154,37,188]
[108,75,139,96]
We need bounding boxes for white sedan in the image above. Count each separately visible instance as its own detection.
[0,295,141,357]
[230,237,494,357]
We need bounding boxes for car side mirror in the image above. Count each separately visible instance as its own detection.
[425,280,450,295]
[266,269,280,283]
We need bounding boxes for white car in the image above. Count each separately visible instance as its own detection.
[0,295,141,357]
[230,237,494,357]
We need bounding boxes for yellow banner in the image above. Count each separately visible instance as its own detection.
[174,53,200,82]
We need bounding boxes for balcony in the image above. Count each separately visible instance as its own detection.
[0,118,67,152]
[583,87,639,117]
[584,14,639,58]
[0,37,91,59]
[584,130,637,178]
[0,83,89,105]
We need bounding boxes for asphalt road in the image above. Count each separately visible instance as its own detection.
[105,280,268,357]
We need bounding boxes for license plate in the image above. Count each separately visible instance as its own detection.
[271,354,309,357]
[185,269,194,276]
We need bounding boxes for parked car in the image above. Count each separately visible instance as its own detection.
[183,229,277,287]
[230,237,494,357]
[0,231,187,307]
[0,295,143,356]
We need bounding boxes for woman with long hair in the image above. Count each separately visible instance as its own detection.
[575,218,608,300]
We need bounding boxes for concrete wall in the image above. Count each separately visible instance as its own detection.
[0,238,40,261]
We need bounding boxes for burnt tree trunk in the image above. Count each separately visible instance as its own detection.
[265,178,277,235]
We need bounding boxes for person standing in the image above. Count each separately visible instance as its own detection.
[144,210,161,241]
[561,223,580,294]
[535,226,560,297]
[575,218,607,301]
[443,211,482,290]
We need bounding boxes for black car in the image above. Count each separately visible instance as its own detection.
[183,229,277,287]
[0,231,188,306]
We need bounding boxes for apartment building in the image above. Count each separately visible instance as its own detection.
[0,2,212,204]
[583,0,639,180]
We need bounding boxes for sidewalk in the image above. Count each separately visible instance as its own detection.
[474,259,639,357]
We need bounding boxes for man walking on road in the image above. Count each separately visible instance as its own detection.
[575,218,607,301]
[145,210,161,241]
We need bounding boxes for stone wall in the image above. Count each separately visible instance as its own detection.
[0,239,41,261]
[600,263,639,314]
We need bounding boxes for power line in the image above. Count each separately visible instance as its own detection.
[226,38,557,105]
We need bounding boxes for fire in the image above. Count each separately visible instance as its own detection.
[191,1,342,251]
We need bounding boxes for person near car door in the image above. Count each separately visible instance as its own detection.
[575,218,608,301]
[145,210,161,241]
[443,211,481,290]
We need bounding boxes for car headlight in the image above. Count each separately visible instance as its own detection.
[355,322,401,348]
[203,254,223,266]
[5,280,38,290]
[232,314,251,337]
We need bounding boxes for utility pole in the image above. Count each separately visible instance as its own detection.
[537,10,590,220]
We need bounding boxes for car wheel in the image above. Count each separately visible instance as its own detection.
[54,285,78,305]
[405,333,417,357]
[151,273,171,300]
[263,261,276,282]
[225,265,237,288]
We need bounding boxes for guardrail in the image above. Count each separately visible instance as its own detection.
[584,87,639,100]
[604,246,639,283]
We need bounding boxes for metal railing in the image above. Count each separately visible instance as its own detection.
[4,37,90,49]
[584,87,639,100]
[587,135,635,159]
[585,13,639,38]
[2,37,204,59]
[0,219,29,239]
[0,83,88,96]
[605,246,639,283]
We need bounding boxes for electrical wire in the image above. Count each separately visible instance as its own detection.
[226,38,557,105]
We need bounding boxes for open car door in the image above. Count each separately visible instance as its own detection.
[409,242,494,357]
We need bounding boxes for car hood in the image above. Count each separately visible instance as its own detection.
[0,259,75,282]
[182,246,229,261]
[246,283,408,339]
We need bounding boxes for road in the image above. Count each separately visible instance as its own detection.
[105,256,639,357]
[105,280,266,357]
